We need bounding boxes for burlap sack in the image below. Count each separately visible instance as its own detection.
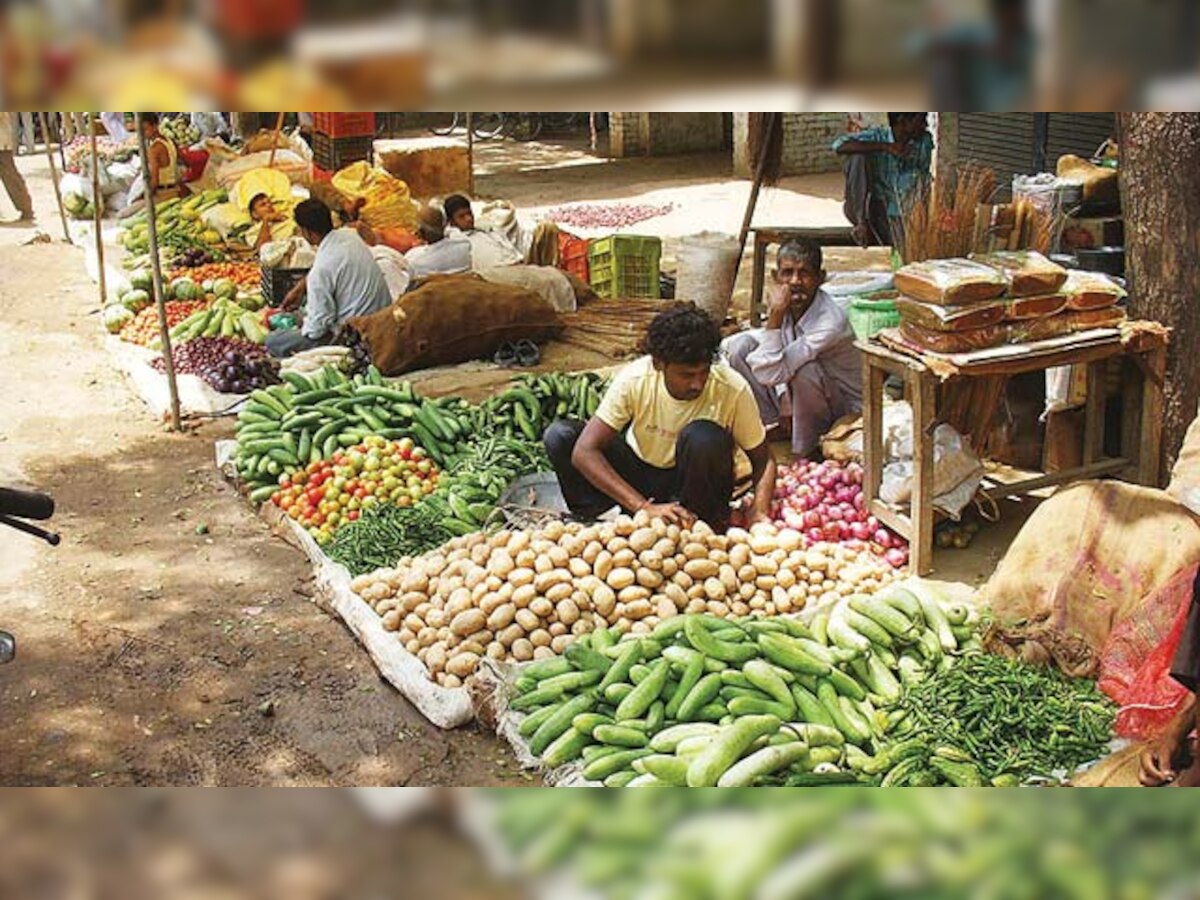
[980,481,1200,732]
[347,274,562,376]
[1168,405,1200,517]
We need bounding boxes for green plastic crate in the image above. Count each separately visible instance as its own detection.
[847,296,900,340]
[588,234,661,299]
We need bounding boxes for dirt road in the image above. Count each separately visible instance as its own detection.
[0,154,520,786]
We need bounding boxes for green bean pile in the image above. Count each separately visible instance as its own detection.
[899,652,1116,783]
[325,501,457,575]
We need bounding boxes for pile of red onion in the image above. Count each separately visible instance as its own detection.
[543,202,674,229]
[152,337,278,394]
[770,459,908,569]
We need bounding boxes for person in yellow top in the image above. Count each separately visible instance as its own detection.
[141,112,180,199]
[544,304,777,530]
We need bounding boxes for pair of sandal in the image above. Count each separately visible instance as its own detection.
[494,339,541,367]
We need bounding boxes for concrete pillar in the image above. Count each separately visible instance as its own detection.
[732,113,751,177]
[933,112,960,208]
[609,113,649,157]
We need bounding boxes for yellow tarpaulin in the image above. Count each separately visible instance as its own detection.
[331,161,419,232]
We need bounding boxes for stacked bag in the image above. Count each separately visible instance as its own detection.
[893,252,1126,354]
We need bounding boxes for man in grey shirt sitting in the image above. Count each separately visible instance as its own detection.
[266,199,393,359]
[724,239,862,457]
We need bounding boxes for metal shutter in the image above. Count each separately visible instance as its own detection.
[1046,113,1117,168]
[958,113,1037,200]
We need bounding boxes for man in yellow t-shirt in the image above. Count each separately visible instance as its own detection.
[544,304,777,530]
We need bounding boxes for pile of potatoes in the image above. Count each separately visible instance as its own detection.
[349,511,899,688]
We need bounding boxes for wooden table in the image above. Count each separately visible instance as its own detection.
[749,225,857,326]
[859,328,1168,576]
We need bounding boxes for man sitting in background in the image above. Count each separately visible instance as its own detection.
[443,193,525,269]
[724,239,862,458]
[266,199,392,358]
[404,205,472,282]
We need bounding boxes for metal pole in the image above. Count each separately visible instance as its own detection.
[267,111,286,169]
[89,114,107,306]
[135,112,183,432]
[466,112,475,196]
[38,112,71,243]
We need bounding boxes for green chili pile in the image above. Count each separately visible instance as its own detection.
[326,501,457,575]
[900,652,1116,783]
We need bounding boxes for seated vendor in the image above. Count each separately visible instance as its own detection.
[724,239,863,458]
[404,204,472,281]
[247,192,295,250]
[117,113,183,218]
[1140,568,1200,787]
[265,199,392,359]
[444,193,523,269]
[545,304,776,530]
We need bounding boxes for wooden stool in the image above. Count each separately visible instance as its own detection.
[748,225,857,325]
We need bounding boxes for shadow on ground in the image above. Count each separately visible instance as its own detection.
[0,423,523,786]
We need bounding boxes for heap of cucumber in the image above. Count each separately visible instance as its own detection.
[508,585,989,787]
[480,372,607,441]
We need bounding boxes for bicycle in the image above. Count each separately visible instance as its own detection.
[427,113,507,140]
[0,487,60,664]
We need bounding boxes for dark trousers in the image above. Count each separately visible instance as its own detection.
[544,418,734,528]
[264,327,329,359]
[1170,568,1200,693]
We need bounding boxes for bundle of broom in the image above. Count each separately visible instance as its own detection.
[899,162,997,263]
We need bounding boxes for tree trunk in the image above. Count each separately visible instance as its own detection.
[1118,113,1200,480]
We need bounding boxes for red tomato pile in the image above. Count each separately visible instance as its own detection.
[271,436,440,543]
[120,300,207,346]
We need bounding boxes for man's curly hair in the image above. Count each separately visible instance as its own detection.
[642,303,722,365]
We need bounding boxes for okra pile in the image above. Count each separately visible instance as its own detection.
[509,582,986,787]
[890,652,1116,785]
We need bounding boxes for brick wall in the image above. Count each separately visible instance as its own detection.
[609,112,648,157]
[610,113,726,157]
[733,112,887,176]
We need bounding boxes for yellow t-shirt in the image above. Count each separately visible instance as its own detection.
[596,356,766,477]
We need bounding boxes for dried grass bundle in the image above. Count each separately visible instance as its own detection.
[900,163,998,263]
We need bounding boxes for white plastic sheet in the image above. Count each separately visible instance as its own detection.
[214,440,476,729]
[107,336,243,418]
[872,404,984,519]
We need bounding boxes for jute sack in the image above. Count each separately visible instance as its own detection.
[1168,405,1200,517]
[980,480,1200,736]
[347,274,562,376]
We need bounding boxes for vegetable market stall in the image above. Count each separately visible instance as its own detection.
[213,359,919,733]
